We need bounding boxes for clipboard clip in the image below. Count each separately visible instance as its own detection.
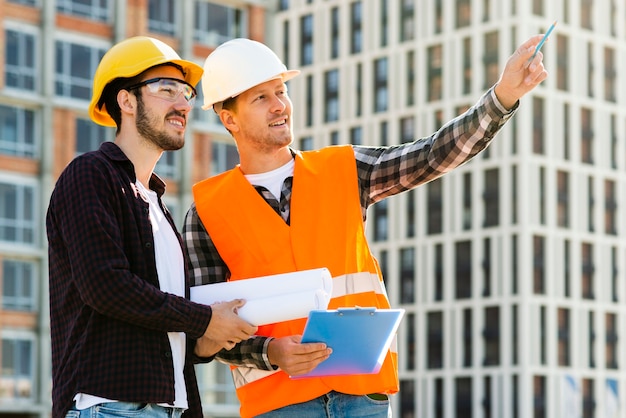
[336,307,376,315]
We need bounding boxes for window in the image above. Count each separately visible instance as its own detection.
[581,0,593,30]
[305,75,313,127]
[587,42,595,97]
[557,171,569,227]
[455,377,472,417]
[483,306,499,365]
[463,308,472,367]
[582,379,595,418]
[483,168,499,227]
[0,105,36,158]
[588,312,595,368]
[534,375,546,418]
[557,308,570,366]
[556,34,568,91]
[455,241,471,299]
[55,40,106,100]
[587,176,594,232]
[427,178,443,234]
[400,116,414,144]
[373,58,388,113]
[511,305,518,364]
[350,1,362,54]
[194,2,244,45]
[379,0,388,47]
[539,307,546,364]
[400,0,415,42]
[211,142,239,175]
[427,311,443,368]
[8,0,37,5]
[582,242,594,299]
[330,7,340,58]
[2,260,36,311]
[406,50,416,106]
[299,136,313,151]
[483,376,492,418]
[400,247,415,303]
[355,63,362,116]
[427,45,443,101]
[5,29,37,92]
[434,0,443,33]
[379,121,388,146]
[606,313,618,369]
[462,172,472,230]
[456,0,471,27]
[0,334,35,401]
[350,127,362,145]
[405,313,415,370]
[197,362,238,408]
[406,190,415,238]
[604,47,616,102]
[482,238,491,296]
[483,31,499,89]
[434,244,443,301]
[533,235,545,294]
[0,181,36,245]
[155,151,177,180]
[611,247,618,302]
[564,240,571,297]
[604,180,616,235]
[324,70,339,122]
[532,97,544,154]
[399,380,415,417]
[148,0,176,36]
[581,108,594,163]
[462,37,472,94]
[56,0,110,22]
[75,118,108,155]
[300,14,313,66]
[372,199,388,242]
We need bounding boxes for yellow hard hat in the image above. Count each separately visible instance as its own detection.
[88,36,203,127]
[201,38,300,111]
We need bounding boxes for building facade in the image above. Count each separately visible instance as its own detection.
[1,0,626,417]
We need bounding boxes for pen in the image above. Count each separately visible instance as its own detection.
[532,20,557,59]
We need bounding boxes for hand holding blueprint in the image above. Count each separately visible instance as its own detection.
[190,268,333,326]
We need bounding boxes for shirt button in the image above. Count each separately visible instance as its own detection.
[145,242,152,249]
[164,351,172,358]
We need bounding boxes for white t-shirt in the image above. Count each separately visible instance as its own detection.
[244,158,295,200]
[74,181,187,410]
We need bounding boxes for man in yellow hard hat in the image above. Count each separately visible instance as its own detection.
[184,36,548,417]
[46,36,257,418]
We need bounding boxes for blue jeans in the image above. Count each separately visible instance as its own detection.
[65,402,185,418]
[256,391,391,418]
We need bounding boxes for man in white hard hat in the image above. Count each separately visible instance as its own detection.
[184,37,548,417]
[46,36,257,418]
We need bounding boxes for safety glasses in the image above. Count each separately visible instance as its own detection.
[127,77,197,106]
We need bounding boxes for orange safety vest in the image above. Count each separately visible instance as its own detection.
[193,145,399,417]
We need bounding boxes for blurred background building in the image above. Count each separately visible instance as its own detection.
[1,0,625,417]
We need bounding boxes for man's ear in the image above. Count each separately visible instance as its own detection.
[117,89,136,116]
[219,109,239,133]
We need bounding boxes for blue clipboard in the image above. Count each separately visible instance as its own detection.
[293,307,405,378]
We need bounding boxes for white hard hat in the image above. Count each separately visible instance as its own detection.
[201,38,300,111]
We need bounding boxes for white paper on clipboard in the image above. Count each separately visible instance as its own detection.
[190,268,333,326]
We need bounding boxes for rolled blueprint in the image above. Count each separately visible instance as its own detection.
[190,268,333,326]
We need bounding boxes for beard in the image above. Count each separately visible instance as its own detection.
[135,96,185,151]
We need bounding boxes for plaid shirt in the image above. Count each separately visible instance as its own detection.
[183,86,516,369]
[47,142,213,418]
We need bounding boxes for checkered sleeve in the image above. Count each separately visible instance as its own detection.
[215,335,275,370]
[183,203,230,286]
[354,86,518,212]
[183,203,273,369]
